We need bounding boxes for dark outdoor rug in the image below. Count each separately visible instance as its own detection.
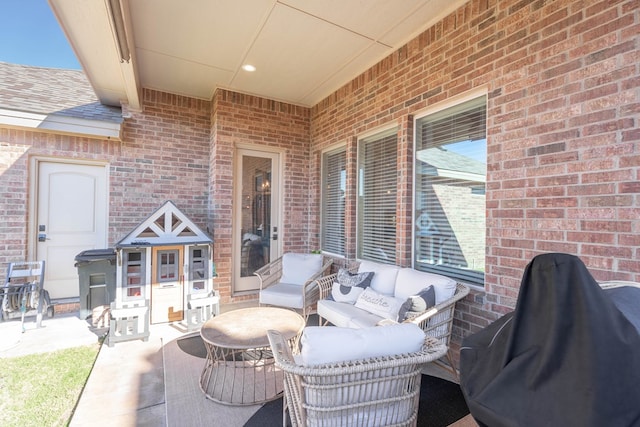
[243,374,470,427]
[177,334,208,358]
[179,322,469,426]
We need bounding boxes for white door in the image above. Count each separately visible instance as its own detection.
[233,149,280,293]
[151,246,184,324]
[36,161,108,299]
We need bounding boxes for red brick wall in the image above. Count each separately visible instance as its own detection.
[310,0,640,340]
[113,89,211,241]
[210,90,311,304]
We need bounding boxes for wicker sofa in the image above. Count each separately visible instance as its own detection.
[316,260,469,376]
[267,324,448,427]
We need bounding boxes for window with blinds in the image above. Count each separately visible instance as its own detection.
[414,96,486,285]
[358,129,398,264]
[321,147,346,256]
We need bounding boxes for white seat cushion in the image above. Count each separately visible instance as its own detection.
[259,283,304,309]
[318,299,382,328]
[280,253,323,286]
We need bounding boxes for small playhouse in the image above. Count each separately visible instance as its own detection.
[108,201,219,345]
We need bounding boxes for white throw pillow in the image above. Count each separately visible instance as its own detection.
[354,287,404,320]
[280,253,323,285]
[300,323,425,366]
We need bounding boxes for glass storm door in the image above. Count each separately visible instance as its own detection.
[233,149,280,293]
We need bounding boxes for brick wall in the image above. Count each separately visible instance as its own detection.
[310,0,640,341]
[113,89,211,242]
[210,90,311,303]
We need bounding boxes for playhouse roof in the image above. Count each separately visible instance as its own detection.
[116,201,212,248]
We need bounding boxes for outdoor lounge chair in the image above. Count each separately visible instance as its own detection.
[256,253,333,319]
[267,324,448,427]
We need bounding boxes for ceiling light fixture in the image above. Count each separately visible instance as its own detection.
[242,64,256,72]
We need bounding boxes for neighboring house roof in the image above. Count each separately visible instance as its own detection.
[0,61,123,140]
[417,147,486,183]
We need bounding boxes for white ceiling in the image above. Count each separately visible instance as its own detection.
[49,0,466,109]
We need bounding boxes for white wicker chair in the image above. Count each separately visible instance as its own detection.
[255,253,333,319]
[267,329,448,427]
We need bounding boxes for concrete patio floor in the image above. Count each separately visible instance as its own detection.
[0,308,477,427]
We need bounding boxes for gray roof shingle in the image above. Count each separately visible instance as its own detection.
[0,61,122,123]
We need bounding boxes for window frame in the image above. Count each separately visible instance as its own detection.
[413,93,487,286]
[320,145,347,257]
[357,126,398,265]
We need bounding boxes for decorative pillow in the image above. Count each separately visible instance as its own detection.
[354,287,404,320]
[397,285,436,322]
[329,269,374,303]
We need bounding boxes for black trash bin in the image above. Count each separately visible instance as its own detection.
[75,249,117,320]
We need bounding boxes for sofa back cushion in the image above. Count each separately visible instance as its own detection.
[394,268,456,304]
[358,260,400,295]
[299,323,425,366]
[280,253,323,286]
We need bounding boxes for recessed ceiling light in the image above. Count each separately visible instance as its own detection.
[242,64,256,72]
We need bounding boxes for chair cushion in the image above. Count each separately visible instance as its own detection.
[354,287,403,321]
[358,260,400,295]
[330,269,374,303]
[259,283,304,309]
[280,253,323,286]
[299,323,425,366]
[394,268,456,304]
[318,299,383,328]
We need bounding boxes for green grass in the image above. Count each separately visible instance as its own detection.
[0,344,101,427]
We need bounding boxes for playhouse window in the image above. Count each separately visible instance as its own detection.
[123,250,145,300]
[189,246,209,292]
[157,250,179,284]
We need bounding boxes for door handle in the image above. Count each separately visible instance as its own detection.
[38,233,50,242]
[272,234,278,241]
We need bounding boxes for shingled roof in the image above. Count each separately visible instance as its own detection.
[0,61,123,138]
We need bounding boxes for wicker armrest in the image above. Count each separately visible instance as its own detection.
[316,273,338,300]
[301,259,333,305]
[254,256,284,291]
[404,283,470,345]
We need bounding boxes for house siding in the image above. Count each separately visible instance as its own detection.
[0,0,637,359]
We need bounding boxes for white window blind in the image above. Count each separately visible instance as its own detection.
[414,96,486,285]
[321,147,346,255]
[358,129,397,264]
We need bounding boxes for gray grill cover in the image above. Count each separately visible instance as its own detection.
[459,253,640,427]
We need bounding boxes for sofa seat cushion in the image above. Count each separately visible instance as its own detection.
[318,299,384,328]
[358,260,400,295]
[259,283,304,309]
[299,323,425,366]
[394,268,456,304]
